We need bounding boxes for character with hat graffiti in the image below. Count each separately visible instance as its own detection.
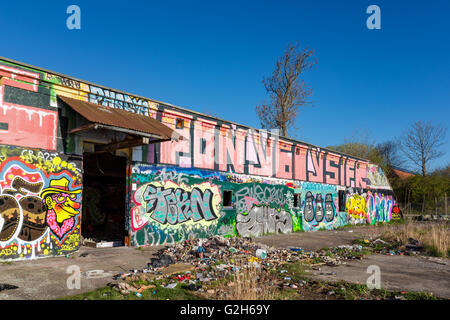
[40,177,81,241]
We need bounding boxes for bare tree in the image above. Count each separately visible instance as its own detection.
[376,140,402,167]
[256,43,317,137]
[399,121,447,176]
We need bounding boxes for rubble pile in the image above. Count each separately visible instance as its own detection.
[109,236,371,297]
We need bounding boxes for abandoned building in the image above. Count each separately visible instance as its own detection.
[0,57,398,260]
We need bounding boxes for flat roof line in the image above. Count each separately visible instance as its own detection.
[0,56,371,163]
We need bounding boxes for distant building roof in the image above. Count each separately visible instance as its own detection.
[391,167,416,179]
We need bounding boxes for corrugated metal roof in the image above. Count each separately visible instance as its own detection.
[59,96,180,141]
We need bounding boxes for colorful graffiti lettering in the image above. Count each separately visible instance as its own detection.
[236,206,292,237]
[346,194,367,222]
[345,189,394,225]
[366,191,393,224]
[132,180,222,230]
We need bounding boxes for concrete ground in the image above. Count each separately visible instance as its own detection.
[310,254,450,299]
[256,226,450,299]
[255,226,382,251]
[0,224,448,299]
[0,245,162,300]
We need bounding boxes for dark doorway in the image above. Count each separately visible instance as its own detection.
[81,152,127,245]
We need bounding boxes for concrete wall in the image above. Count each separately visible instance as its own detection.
[128,164,398,247]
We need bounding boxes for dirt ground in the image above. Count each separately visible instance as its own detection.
[0,224,448,300]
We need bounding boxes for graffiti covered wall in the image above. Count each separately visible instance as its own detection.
[0,58,392,191]
[0,58,397,252]
[128,164,398,246]
[0,146,82,260]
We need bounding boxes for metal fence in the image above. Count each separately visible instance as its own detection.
[399,196,449,217]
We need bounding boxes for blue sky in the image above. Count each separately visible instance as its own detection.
[1,0,449,172]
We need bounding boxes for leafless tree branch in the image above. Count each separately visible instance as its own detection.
[399,121,447,176]
[256,42,317,137]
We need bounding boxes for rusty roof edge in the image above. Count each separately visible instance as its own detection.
[59,95,179,141]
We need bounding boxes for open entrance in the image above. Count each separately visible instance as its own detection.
[81,151,127,247]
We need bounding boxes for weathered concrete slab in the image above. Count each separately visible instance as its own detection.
[309,254,450,299]
[0,245,162,300]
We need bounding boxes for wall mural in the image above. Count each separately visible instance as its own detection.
[0,146,82,260]
[0,58,391,190]
[345,188,394,225]
[129,164,398,246]
[295,182,347,232]
[0,64,58,151]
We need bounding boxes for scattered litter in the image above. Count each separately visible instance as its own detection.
[149,254,174,268]
[319,272,337,276]
[106,234,406,300]
[0,284,18,291]
[186,283,202,291]
[137,284,155,293]
[164,283,177,289]
[373,238,387,245]
[256,249,267,259]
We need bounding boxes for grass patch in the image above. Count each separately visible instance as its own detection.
[61,281,204,300]
[381,221,449,257]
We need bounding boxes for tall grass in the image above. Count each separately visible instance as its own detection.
[218,262,276,300]
[381,221,449,258]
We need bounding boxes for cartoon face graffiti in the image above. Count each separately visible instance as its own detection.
[39,177,81,240]
[324,193,335,222]
[315,194,324,222]
[303,192,315,222]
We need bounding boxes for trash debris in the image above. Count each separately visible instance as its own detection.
[137,284,155,293]
[0,284,18,291]
[149,254,175,268]
[373,238,387,245]
[164,283,177,289]
[106,234,396,300]
[185,283,202,291]
[256,249,267,259]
